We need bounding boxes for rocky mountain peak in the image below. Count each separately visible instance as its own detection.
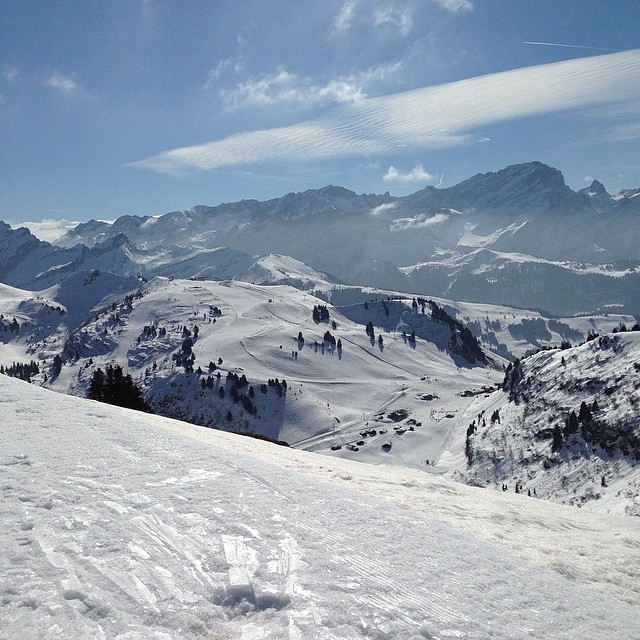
[588,179,607,194]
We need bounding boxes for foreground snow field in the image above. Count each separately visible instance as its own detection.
[1,375,639,639]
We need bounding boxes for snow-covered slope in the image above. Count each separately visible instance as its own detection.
[0,221,339,295]
[5,275,637,491]
[0,271,141,365]
[241,253,343,289]
[36,278,498,461]
[4,274,637,511]
[445,331,640,515]
[424,295,637,360]
[314,283,636,360]
[402,248,640,316]
[2,374,640,639]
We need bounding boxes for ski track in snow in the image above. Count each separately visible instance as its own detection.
[2,375,640,639]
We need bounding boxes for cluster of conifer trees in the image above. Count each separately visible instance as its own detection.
[312,304,330,323]
[87,364,152,412]
[0,360,39,382]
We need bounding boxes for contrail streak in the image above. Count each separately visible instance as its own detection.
[523,41,619,52]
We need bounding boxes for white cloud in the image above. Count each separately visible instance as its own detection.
[220,61,402,111]
[432,0,473,12]
[130,49,640,175]
[595,122,640,144]
[47,73,78,94]
[205,58,232,89]
[333,0,362,35]
[220,68,364,110]
[390,213,450,231]
[129,120,388,176]
[333,1,421,37]
[373,6,413,36]
[370,202,399,215]
[205,35,247,90]
[16,218,81,243]
[3,67,19,82]
[383,162,433,182]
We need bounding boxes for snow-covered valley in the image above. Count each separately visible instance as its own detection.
[1,274,638,515]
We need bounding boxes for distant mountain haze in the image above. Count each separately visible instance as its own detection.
[2,162,639,314]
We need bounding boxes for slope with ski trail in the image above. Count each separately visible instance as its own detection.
[2,376,640,639]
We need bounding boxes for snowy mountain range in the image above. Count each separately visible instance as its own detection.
[2,161,640,635]
[2,161,640,314]
[1,162,638,516]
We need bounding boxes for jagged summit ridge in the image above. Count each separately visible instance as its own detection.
[3,161,639,314]
[52,161,638,246]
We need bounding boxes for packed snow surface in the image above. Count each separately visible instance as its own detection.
[1,376,639,639]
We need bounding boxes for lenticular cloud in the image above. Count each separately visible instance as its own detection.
[131,49,640,174]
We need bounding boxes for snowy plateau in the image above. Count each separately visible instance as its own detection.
[1,161,640,638]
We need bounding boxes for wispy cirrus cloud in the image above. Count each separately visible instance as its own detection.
[593,122,640,144]
[332,0,472,37]
[205,57,233,90]
[332,0,362,35]
[383,162,433,182]
[373,6,414,36]
[205,35,247,90]
[130,49,640,175]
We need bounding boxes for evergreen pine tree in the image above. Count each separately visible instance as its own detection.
[564,410,579,436]
[52,354,63,377]
[579,401,592,423]
[88,368,106,401]
[551,424,564,452]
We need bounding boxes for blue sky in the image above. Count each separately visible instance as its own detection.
[1,0,639,239]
